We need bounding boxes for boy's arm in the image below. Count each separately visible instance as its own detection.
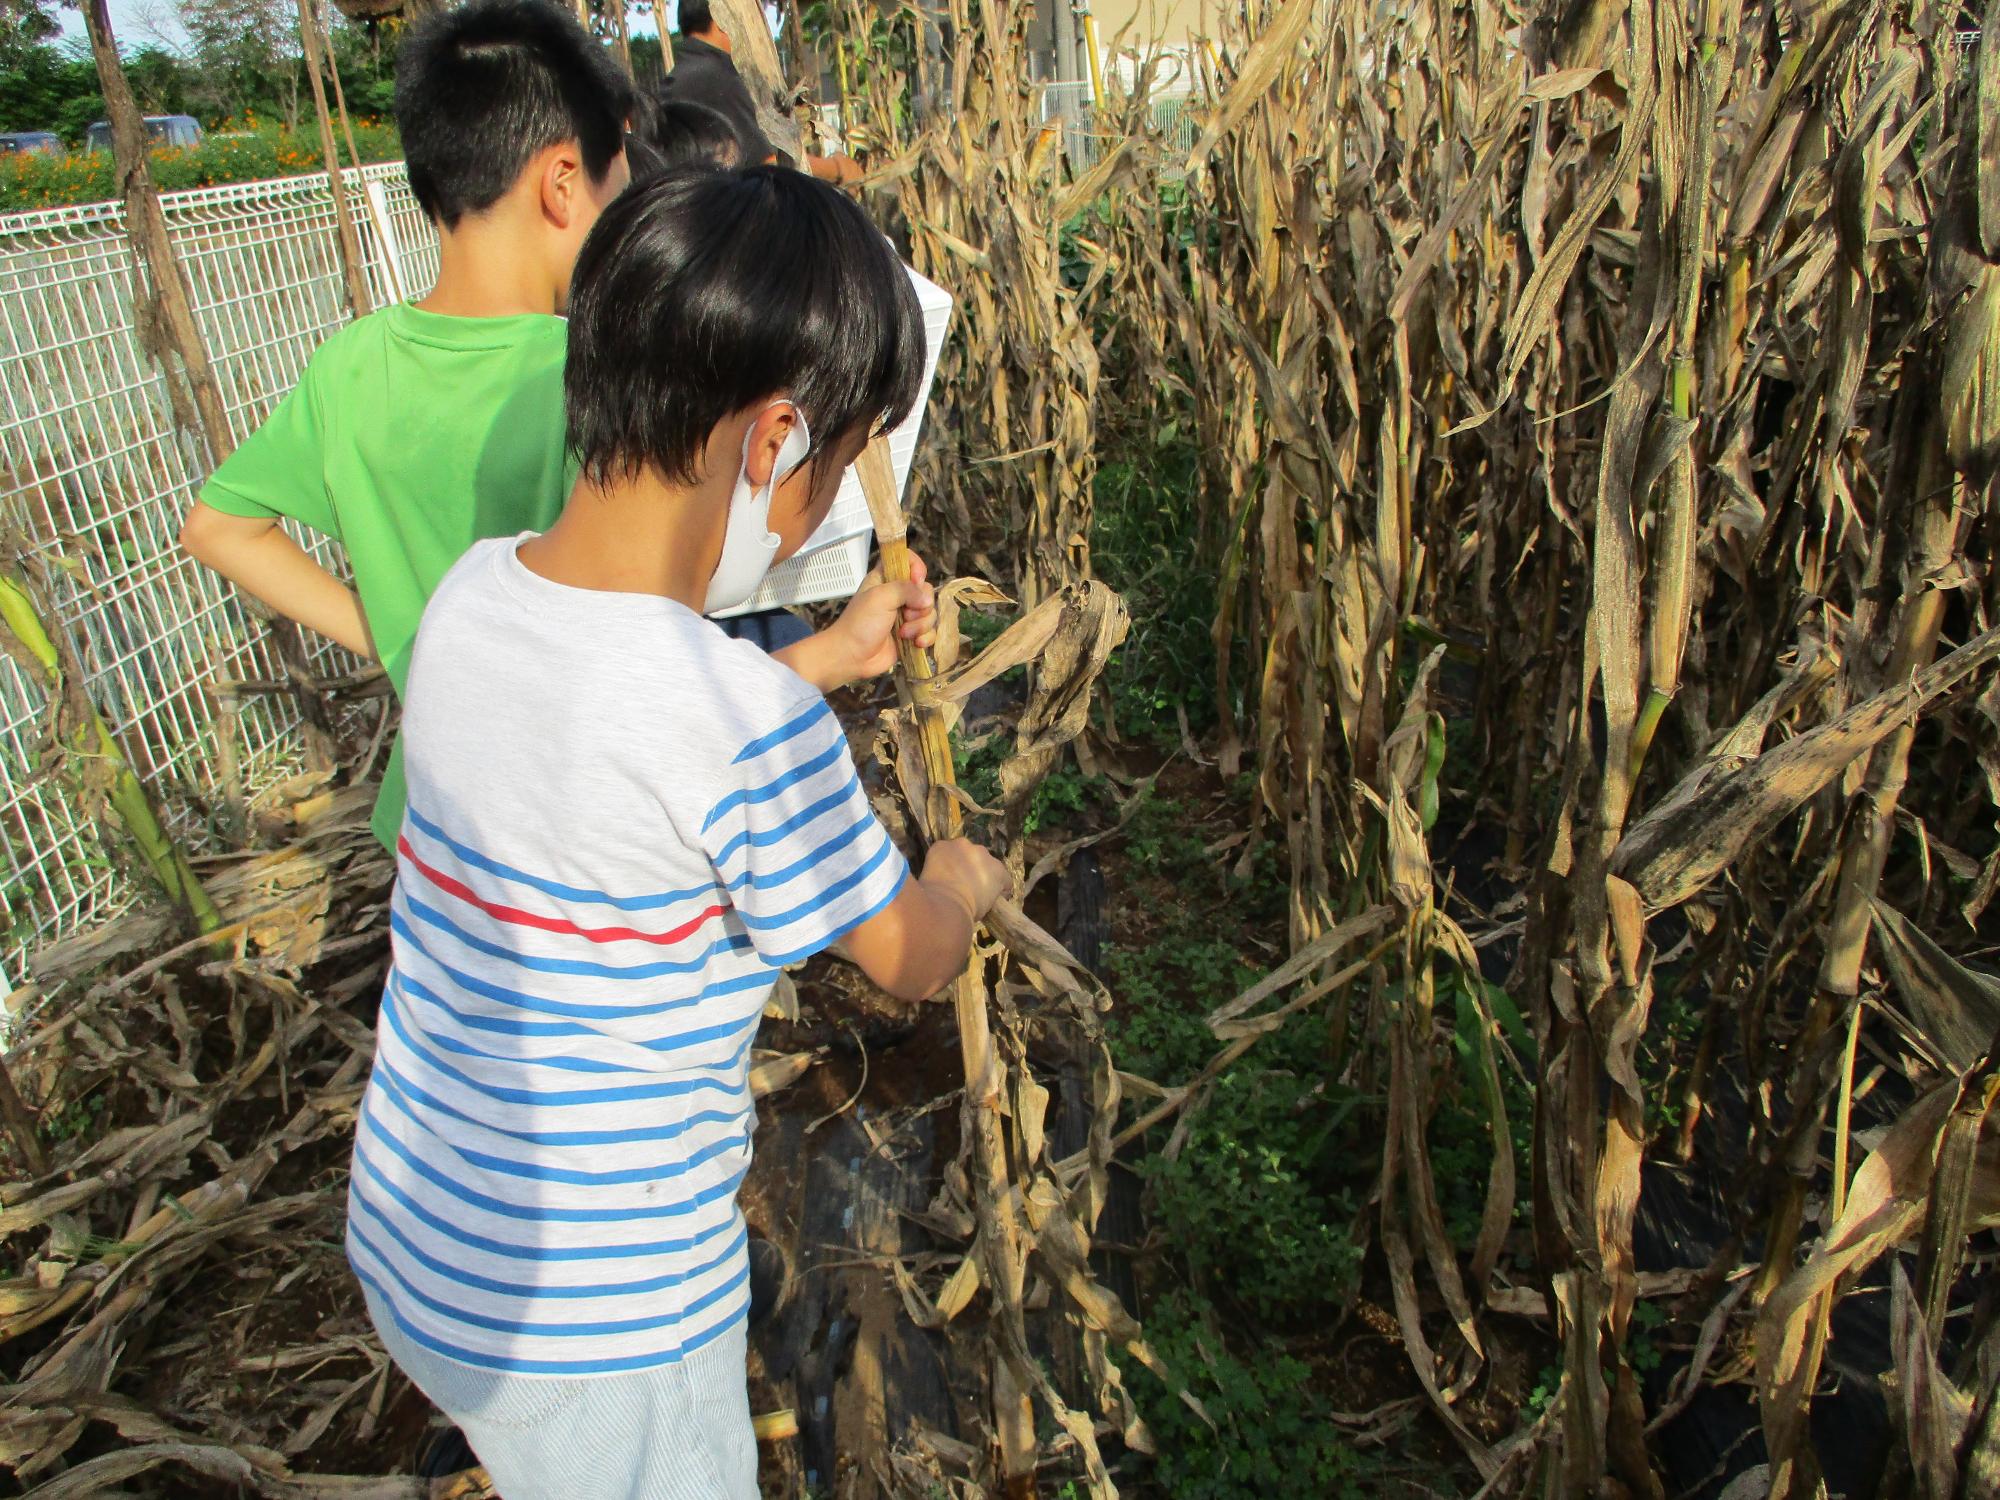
[806,153,864,187]
[180,504,376,660]
[838,838,1010,1001]
[703,693,1005,1003]
[182,371,375,660]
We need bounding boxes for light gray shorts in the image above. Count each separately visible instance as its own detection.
[362,1288,757,1500]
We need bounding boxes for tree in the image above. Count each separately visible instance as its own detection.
[328,15,396,119]
[0,0,84,133]
[178,0,302,125]
[0,0,60,59]
[0,0,395,140]
[0,39,97,133]
[123,45,194,114]
[629,30,662,83]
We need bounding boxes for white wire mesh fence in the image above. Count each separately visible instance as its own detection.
[1035,80,1199,171]
[0,162,438,994]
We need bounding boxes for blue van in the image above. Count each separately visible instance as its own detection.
[0,132,63,156]
[84,115,203,153]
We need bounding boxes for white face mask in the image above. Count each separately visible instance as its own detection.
[703,405,812,616]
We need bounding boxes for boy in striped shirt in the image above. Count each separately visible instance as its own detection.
[346,167,1010,1498]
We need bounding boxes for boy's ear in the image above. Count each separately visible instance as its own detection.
[741,404,803,488]
[537,140,588,229]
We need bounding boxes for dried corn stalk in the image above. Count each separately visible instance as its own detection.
[861,440,1163,1496]
[834,0,1101,603]
[1061,0,2000,1492]
[0,788,400,1496]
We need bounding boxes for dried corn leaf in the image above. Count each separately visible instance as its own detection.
[1615,625,2000,907]
[1871,900,2000,1074]
[1888,1260,1976,1500]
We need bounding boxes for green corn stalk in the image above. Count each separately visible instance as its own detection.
[0,574,221,936]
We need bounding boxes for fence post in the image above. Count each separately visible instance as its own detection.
[81,0,339,775]
[1052,0,1080,111]
[80,0,234,461]
[298,0,373,321]
[1078,4,1104,107]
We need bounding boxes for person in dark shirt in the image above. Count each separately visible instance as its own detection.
[661,0,862,185]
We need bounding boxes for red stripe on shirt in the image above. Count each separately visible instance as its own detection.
[398,836,725,948]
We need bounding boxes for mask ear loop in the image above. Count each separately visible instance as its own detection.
[704,401,813,616]
[765,401,811,489]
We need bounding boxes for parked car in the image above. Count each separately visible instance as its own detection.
[83,115,203,154]
[0,132,63,157]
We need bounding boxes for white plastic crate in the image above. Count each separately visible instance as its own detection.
[711,263,954,617]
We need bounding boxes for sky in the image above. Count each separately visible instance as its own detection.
[57,0,190,51]
[58,0,671,54]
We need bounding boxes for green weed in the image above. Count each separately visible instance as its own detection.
[1433,973,1536,1248]
[1628,1298,1667,1374]
[41,1089,105,1148]
[950,735,1108,838]
[1117,790,1212,874]
[1092,439,1227,748]
[953,733,1006,816]
[1147,1068,1365,1318]
[1025,765,1093,836]
[1638,980,1704,1137]
[1107,935,1257,1080]
[1525,1363,1564,1418]
[1106,784,1366,1319]
[1133,1290,1372,1500]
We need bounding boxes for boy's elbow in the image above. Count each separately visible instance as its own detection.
[847,912,960,1004]
[853,948,944,1004]
[843,885,971,1003]
[180,503,264,568]
[880,963,953,1005]
[178,503,222,561]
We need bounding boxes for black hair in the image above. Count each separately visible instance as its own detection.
[676,0,713,35]
[622,90,666,181]
[566,166,925,487]
[395,0,635,229]
[628,98,743,183]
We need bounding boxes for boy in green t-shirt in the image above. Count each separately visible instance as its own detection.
[185,0,936,861]
[181,0,633,851]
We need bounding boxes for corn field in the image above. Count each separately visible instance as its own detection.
[832,0,2000,1493]
[1,0,1998,1493]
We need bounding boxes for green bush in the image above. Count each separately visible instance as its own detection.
[1147,1067,1366,1319]
[0,116,401,214]
[1134,1290,1371,1500]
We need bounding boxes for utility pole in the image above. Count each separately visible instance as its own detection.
[1052,0,1079,103]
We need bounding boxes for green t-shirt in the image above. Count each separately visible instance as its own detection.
[201,304,574,850]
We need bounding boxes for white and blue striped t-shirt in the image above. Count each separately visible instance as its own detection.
[347,537,909,1377]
